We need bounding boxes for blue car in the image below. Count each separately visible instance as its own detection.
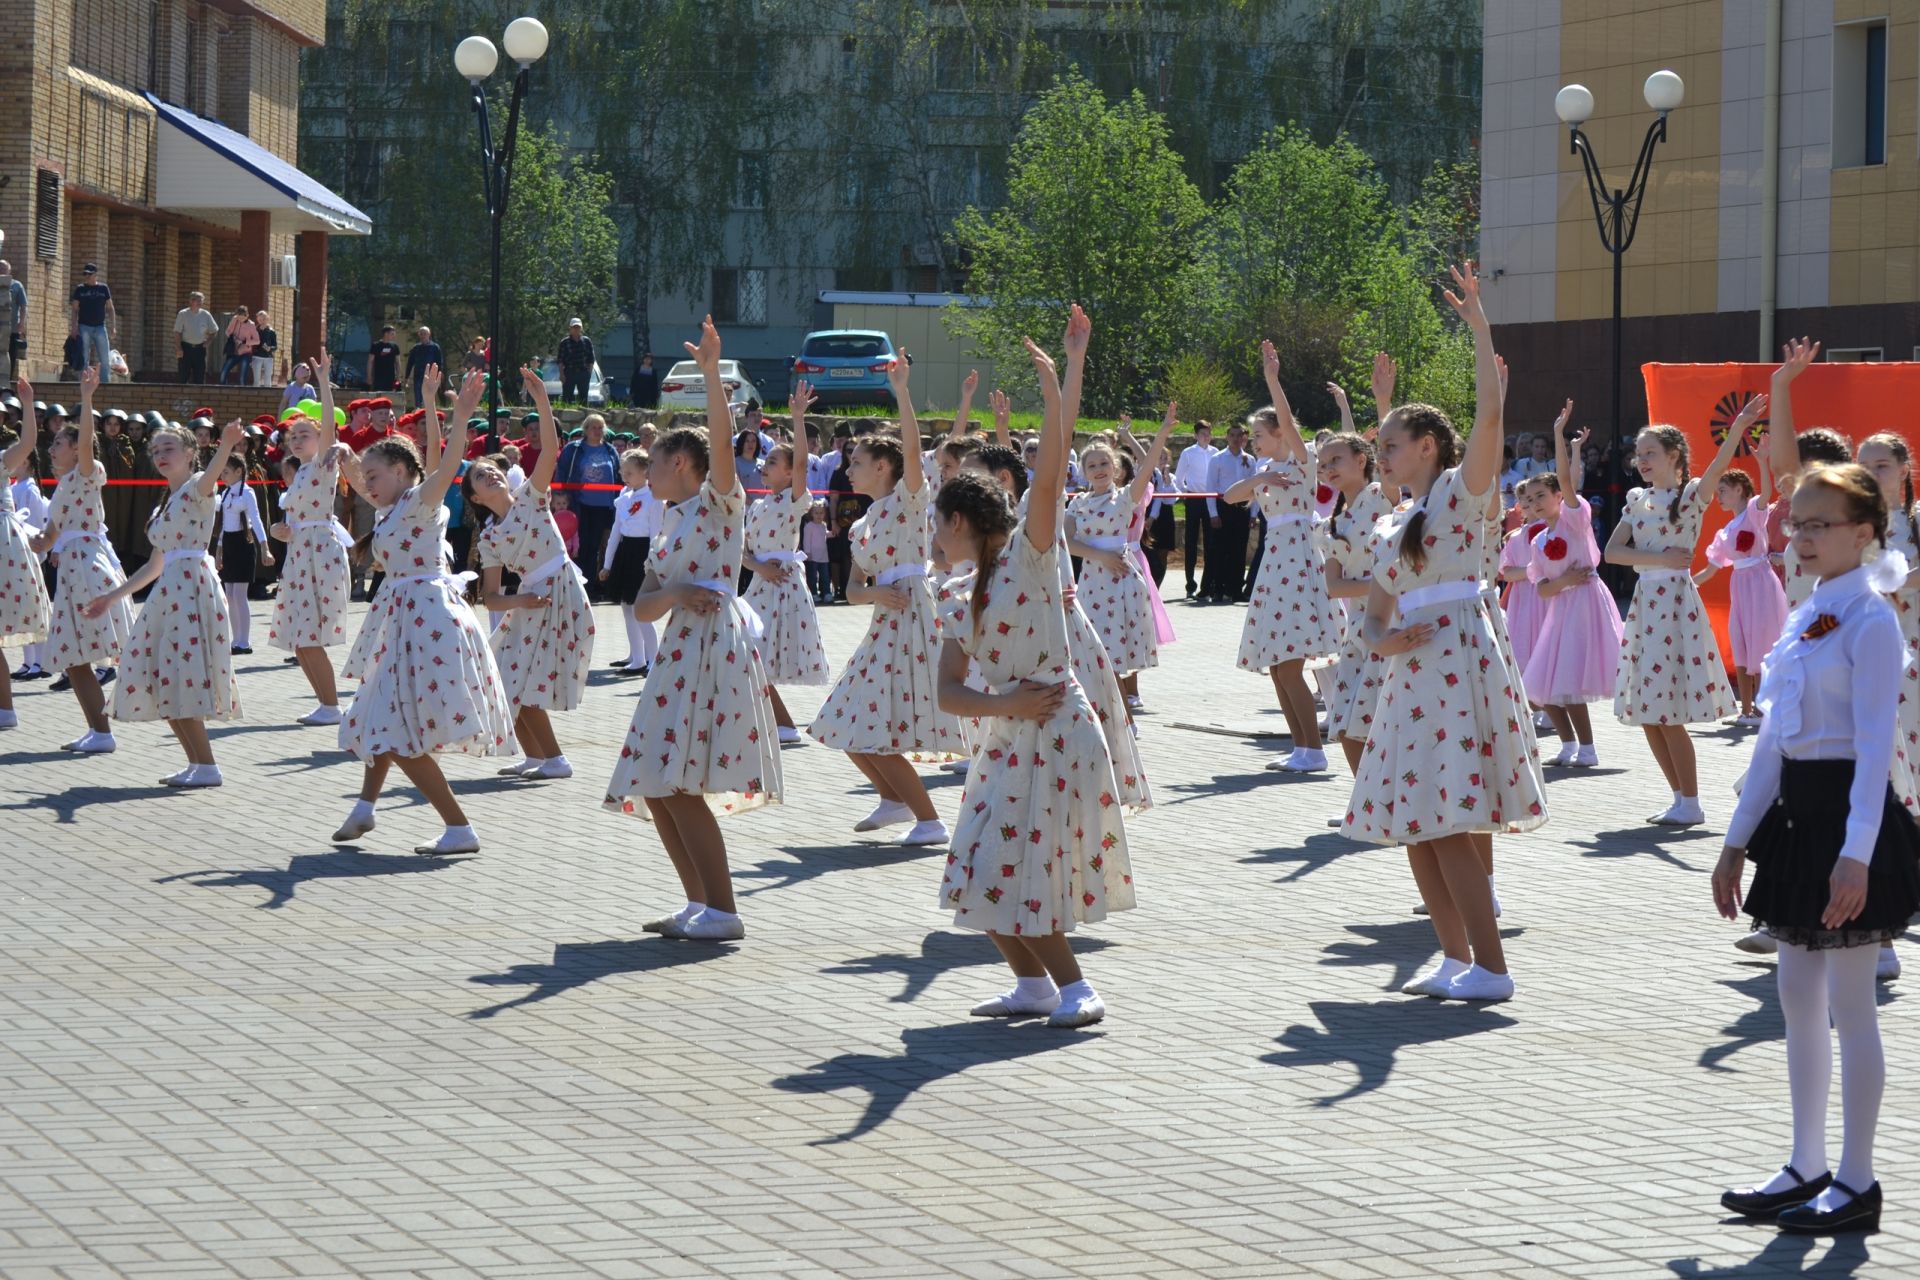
[791,330,899,409]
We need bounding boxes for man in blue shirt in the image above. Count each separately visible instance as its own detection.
[554,413,621,596]
[68,263,116,384]
[404,326,446,409]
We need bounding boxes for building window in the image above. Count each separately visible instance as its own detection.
[35,171,61,260]
[711,268,767,326]
[736,153,768,209]
[1833,20,1888,168]
[1826,347,1885,362]
[934,29,976,91]
[1341,47,1367,101]
[834,267,892,292]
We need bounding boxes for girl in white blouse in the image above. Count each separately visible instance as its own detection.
[1714,462,1920,1235]
[216,453,272,654]
[599,450,663,673]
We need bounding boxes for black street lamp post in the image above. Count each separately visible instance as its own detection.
[455,17,549,451]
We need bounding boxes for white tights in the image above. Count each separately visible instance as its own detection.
[1776,941,1883,1202]
[225,583,251,649]
[622,607,657,669]
[20,640,44,669]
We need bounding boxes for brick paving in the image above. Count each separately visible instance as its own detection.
[3,594,1918,1278]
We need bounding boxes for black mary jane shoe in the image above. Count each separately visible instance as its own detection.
[1721,1165,1831,1218]
[1777,1178,1881,1234]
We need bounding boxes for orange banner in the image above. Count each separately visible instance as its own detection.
[1641,361,1920,669]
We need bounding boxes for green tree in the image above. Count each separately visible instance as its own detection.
[947,71,1211,414]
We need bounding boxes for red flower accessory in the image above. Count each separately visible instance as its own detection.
[1526,521,1547,540]
[1735,529,1755,553]
[1542,536,1569,561]
[1315,483,1334,504]
[1801,613,1841,641]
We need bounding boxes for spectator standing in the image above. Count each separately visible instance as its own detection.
[220,307,258,385]
[557,319,595,403]
[68,263,115,383]
[552,412,620,594]
[281,362,317,411]
[1172,420,1218,599]
[462,336,489,375]
[630,353,659,408]
[252,310,277,386]
[1202,424,1255,603]
[367,324,402,391]
[405,327,446,409]
[0,259,25,383]
[173,292,220,384]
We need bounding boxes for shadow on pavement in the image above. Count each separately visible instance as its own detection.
[466,938,723,1019]
[156,850,473,910]
[1667,1230,1871,1277]
[771,1020,1097,1144]
[1566,824,1717,872]
[736,843,947,897]
[1319,918,1525,993]
[1241,831,1370,884]
[1701,966,1900,1075]
[823,931,1114,1004]
[1,783,182,824]
[1260,998,1517,1105]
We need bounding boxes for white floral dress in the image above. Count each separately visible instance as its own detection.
[1321,484,1393,741]
[338,485,516,761]
[606,476,782,817]
[1612,480,1733,726]
[476,481,596,711]
[44,462,132,670]
[1068,487,1158,674]
[1237,459,1343,671]
[268,444,350,651]
[1884,509,1920,812]
[1342,467,1548,845]
[937,526,1134,934]
[0,476,51,645]
[114,480,237,723]
[742,488,829,685]
[1335,500,1408,745]
[810,479,965,759]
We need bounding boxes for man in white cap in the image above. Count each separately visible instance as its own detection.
[557,317,595,404]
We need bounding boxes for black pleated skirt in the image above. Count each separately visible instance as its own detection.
[219,531,256,584]
[608,536,649,605]
[1745,759,1920,950]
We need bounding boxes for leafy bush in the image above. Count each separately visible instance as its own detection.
[1160,353,1250,427]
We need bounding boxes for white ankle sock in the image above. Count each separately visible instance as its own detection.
[192,763,223,785]
[1056,978,1096,1005]
[700,907,738,924]
[348,799,376,823]
[677,900,706,923]
[1014,976,1059,1002]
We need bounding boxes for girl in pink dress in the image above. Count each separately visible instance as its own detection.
[1697,467,1787,725]
[605,319,782,942]
[1524,424,1622,768]
[266,350,351,726]
[1500,496,1548,675]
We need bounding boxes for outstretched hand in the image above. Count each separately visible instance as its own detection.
[1441,260,1488,328]
[1776,336,1820,383]
[685,314,722,372]
[1062,304,1090,360]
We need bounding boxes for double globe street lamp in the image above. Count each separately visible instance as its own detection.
[454,17,550,448]
[1554,69,1684,543]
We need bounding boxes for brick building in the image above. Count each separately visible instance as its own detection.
[0,0,367,385]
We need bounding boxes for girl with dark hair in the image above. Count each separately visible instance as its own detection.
[0,382,51,729]
[266,349,351,726]
[1764,338,1853,608]
[1314,430,1391,784]
[216,447,272,655]
[331,371,516,855]
[84,419,246,784]
[1340,263,1543,1003]
[600,449,662,673]
[934,322,1131,1028]
[605,318,782,942]
[742,379,830,743]
[1715,461,1920,1236]
[1604,397,1759,827]
[809,355,964,847]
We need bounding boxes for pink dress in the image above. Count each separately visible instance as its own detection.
[1705,496,1788,672]
[1522,495,1623,705]
[1500,521,1547,674]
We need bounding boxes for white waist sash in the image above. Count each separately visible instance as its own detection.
[756,549,806,565]
[51,527,121,572]
[1396,579,1484,614]
[287,517,354,550]
[518,550,582,592]
[386,570,474,590]
[162,548,213,565]
[1732,556,1772,571]
[875,563,929,587]
[1264,513,1311,527]
[689,578,765,640]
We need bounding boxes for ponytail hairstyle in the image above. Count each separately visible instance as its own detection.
[1797,427,1853,467]
[935,471,1018,639]
[854,432,904,487]
[974,444,1027,500]
[1861,432,1920,561]
[1638,425,1691,525]
[1717,468,1756,503]
[1386,403,1461,573]
[653,426,712,478]
[1798,461,1889,548]
[363,435,424,481]
[1315,431,1377,527]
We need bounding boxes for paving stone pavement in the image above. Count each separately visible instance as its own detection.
[3,593,1918,1279]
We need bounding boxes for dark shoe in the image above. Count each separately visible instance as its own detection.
[231,645,252,655]
[48,673,71,692]
[96,667,115,685]
[1721,1165,1832,1219]
[283,656,301,665]
[608,658,634,669]
[13,664,44,680]
[1776,1178,1881,1234]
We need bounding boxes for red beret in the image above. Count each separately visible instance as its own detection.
[368,396,393,410]
[251,413,277,427]
[346,399,369,413]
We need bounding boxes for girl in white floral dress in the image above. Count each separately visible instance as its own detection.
[466,369,595,781]
[266,349,351,727]
[935,318,1130,1029]
[743,378,830,744]
[1342,263,1544,1004]
[32,369,132,753]
[1603,397,1756,828]
[606,318,782,944]
[1066,410,1174,710]
[0,385,51,730]
[83,420,246,785]
[810,356,964,847]
[1314,433,1391,782]
[1221,351,1345,773]
[330,372,517,856]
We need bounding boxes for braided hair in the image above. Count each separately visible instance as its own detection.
[1638,425,1691,525]
[653,426,711,477]
[1387,404,1460,573]
[363,434,424,481]
[1718,468,1756,503]
[855,433,905,487]
[1861,432,1920,561]
[973,444,1027,500]
[1797,428,1853,467]
[935,471,1018,640]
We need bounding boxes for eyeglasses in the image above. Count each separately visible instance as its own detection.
[1782,518,1861,538]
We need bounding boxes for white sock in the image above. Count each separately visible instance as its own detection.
[348,799,376,824]
[700,907,738,923]
[677,900,706,923]
[1014,976,1059,1002]
[225,583,250,647]
[1056,978,1096,1005]
[192,763,222,784]
[22,641,43,668]
[1422,956,1469,985]
[634,615,658,664]
[622,611,649,665]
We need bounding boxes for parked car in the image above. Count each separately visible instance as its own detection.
[790,330,898,409]
[655,359,765,413]
[536,357,608,407]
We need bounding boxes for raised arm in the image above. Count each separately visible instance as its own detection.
[1258,341,1309,465]
[522,366,558,493]
[1443,263,1503,497]
[1025,339,1067,552]
[1565,426,1590,495]
[76,366,98,473]
[1369,352,1397,431]
[950,368,978,440]
[419,366,445,471]
[1060,305,1088,443]
[419,372,483,506]
[1768,338,1818,481]
[1698,393,1767,496]
[1131,402,1178,506]
[1550,399,1576,494]
[311,348,339,448]
[3,378,36,476]
[686,315,737,497]
[1328,382,1357,436]
[789,379,815,501]
[989,388,1012,449]
[1756,432,1774,504]
[887,352,923,493]
[196,420,246,499]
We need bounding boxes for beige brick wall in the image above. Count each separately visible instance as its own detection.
[1828,0,1920,307]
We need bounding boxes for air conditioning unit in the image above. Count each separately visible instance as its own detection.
[269,254,298,288]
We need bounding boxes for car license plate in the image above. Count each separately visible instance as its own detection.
[829,368,862,378]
